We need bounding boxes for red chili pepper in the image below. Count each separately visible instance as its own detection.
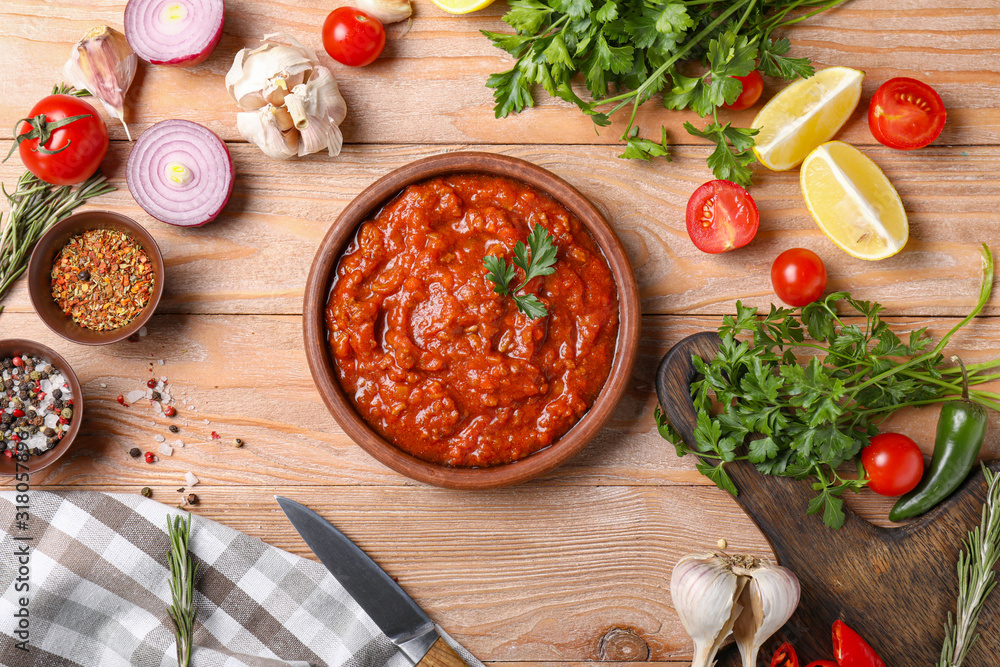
[770,643,799,667]
[11,409,24,418]
[211,431,220,439]
[832,620,886,667]
[58,417,68,425]
[805,662,838,667]
[67,400,73,406]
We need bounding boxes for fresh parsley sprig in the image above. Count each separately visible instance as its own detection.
[484,224,558,319]
[658,244,1000,530]
[483,0,850,186]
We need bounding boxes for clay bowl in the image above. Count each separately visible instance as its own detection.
[303,151,640,489]
[0,339,83,476]
[27,211,164,345]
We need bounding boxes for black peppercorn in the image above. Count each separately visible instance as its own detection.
[129,447,141,458]
[141,487,152,498]
[151,391,161,402]
[168,425,179,434]
[78,270,91,282]
[52,388,62,399]
[185,494,198,505]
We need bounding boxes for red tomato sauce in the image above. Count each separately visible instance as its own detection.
[326,174,619,467]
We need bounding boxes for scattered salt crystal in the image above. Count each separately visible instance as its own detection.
[158,443,173,456]
[173,439,184,448]
[161,391,171,403]
[126,390,145,404]
[203,419,209,425]
[139,326,148,337]
[185,472,199,486]
[152,401,162,414]
[44,413,59,429]
[100,383,107,388]
[154,434,165,443]
[158,360,164,366]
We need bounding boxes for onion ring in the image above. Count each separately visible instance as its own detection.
[124,0,225,67]
[127,119,234,227]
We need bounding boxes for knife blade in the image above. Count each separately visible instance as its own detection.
[276,496,469,667]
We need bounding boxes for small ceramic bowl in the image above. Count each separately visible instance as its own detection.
[27,211,164,345]
[303,151,641,489]
[0,339,83,476]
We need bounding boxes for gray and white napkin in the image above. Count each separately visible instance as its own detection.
[0,491,481,667]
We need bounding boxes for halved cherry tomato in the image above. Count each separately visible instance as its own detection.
[771,248,827,307]
[770,642,799,667]
[868,77,946,150]
[832,620,886,667]
[685,180,759,253]
[805,661,838,667]
[862,432,924,497]
[724,70,765,111]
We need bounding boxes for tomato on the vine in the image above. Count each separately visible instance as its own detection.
[685,180,759,253]
[322,7,386,68]
[7,95,108,186]
[868,77,946,150]
[724,70,764,111]
[770,642,799,667]
[771,248,827,307]
[832,620,886,667]
[862,433,924,497]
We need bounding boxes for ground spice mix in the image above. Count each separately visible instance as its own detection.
[51,229,154,330]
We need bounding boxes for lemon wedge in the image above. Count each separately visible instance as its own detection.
[753,67,864,171]
[431,0,495,13]
[800,141,908,260]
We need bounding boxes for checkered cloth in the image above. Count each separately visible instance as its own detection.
[0,491,481,667]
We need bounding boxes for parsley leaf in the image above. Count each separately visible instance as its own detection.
[684,121,759,186]
[484,224,559,319]
[759,37,815,81]
[619,126,672,161]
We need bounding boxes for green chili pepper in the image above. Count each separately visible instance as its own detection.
[890,358,988,521]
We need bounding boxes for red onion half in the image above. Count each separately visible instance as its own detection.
[124,0,225,67]
[127,119,234,227]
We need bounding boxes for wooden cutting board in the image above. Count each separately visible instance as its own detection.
[655,332,1000,666]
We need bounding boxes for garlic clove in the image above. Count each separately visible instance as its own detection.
[63,26,137,139]
[732,561,800,667]
[236,108,298,160]
[671,554,748,667]
[354,0,412,24]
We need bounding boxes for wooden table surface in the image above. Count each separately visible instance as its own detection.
[4,1,1000,664]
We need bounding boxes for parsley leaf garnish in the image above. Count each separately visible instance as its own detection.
[483,0,845,183]
[484,224,559,319]
[661,244,1000,530]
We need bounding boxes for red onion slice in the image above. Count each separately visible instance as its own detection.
[124,0,225,67]
[127,119,234,227]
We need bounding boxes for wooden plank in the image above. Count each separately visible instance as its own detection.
[5,311,1000,498]
[33,483,771,663]
[2,143,1000,317]
[0,1,998,146]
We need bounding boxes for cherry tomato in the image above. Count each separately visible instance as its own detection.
[771,248,827,307]
[770,642,799,667]
[832,621,886,667]
[322,7,386,68]
[10,95,108,186]
[685,180,759,253]
[724,70,765,111]
[868,77,946,150]
[862,432,924,497]
[805,662,838,667]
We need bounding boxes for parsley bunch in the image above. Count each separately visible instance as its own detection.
[483,0,849,186]
[658,244,1000,529]
[484,224,559,319]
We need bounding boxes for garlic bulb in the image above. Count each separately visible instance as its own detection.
[63,26,137,139]
[225,33,347,160]
[355,0,412,24]
[670,552,800,667]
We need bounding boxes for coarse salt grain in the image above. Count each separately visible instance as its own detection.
[154,434,165,443]
[126,390,145,404]
[158,443,173,456]
[185,472,199,486]
[139,326,148,337]
[203,419,210,425]
[173,439,184,448]
[100,383,107,388]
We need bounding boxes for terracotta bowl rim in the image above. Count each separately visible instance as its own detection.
[27,210,165,346]
[0,338,83,477]
[302,150,641,489]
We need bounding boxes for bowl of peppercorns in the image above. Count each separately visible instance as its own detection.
[27,210,164,345]
[0,339,83,476]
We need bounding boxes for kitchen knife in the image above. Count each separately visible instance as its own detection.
[276,496,469,667]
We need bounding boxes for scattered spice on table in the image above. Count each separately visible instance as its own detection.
[1,354,74,457]
[129,447,141,458]
[141,487,152,498]
[233,438,243,448]
[50,228,154,330]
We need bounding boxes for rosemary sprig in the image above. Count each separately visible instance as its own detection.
[166,512,199,667]
[938,465,1000,667]
[0,171,114,315]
